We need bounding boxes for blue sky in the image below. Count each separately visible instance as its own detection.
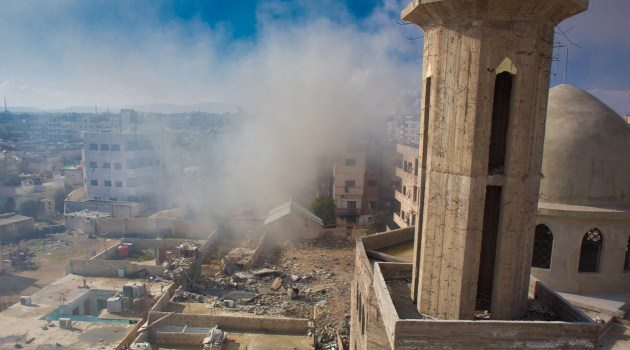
[0,0,629,115]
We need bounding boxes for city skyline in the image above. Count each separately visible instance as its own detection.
[1,0,629,115]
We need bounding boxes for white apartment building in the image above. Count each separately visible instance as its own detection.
[82,132,164,203]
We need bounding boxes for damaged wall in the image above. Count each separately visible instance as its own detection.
[66,258,165,277]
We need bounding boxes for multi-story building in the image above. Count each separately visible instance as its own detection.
[332,138,398,225]
[333,143,366,223]
[392,143,418,228]
[82,132,165,203]
[387,115,420,145]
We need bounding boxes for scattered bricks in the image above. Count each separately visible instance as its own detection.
[271,277,283,290]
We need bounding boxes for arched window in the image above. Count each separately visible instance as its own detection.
[532,224,553,269]
[624,236,630,272]
[578,228,603,273]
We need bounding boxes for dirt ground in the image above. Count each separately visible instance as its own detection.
[171,238,355,348]
[0,232,117,310]
[262,239,354,345]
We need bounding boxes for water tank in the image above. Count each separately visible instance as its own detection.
[117,244,129,257]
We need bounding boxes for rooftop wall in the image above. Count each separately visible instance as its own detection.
[371,262,599,350]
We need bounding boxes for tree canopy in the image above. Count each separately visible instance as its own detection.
[310,197,336,227]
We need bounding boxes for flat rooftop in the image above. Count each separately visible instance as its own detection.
[0,214,32,226]
[0,274,171,350]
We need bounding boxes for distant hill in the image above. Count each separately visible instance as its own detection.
[5,102,240,114]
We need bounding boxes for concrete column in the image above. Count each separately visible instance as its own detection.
[402,0,588,320]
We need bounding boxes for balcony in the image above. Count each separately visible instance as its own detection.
[395,167,417,185]
[393,212,408,228]
[333,185,363,196]
[335,208,361,217]
[394,190,414,206]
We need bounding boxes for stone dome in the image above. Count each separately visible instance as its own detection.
[539,84,630,207]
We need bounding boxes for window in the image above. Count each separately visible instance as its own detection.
[367,180,378,187]
[368,201,376,209]
[114,163,122,170]
[347,201,357,209]
[102,162,111,169]
[89,161,97,169]
[578,228,603,273]
[88,143,98,150]
[127,158,153,169]
[488,71,514,173]
[343,180,355,193]
[111,144,120,151]
[624,236,630,272]
[345,158,356,166]
[115,181,123,188]
[100,144,109,151]
[90,180,98,186]
[532,224,553,269]
[104,180,111,187]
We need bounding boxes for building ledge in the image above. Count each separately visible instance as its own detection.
[538,202,630,219]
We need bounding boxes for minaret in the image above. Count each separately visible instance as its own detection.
[3,95,7,113]
[403,0,588,320]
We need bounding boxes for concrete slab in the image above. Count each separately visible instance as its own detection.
[559,292,630,319]
[376,241,414,263]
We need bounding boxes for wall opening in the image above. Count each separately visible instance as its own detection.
[488,72,513,174]
[477,186,502,310]
[412,75,432,302]
[624,236,630,272]
[531,224,553,269]
[578,228,603,273]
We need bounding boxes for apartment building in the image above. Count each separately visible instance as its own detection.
[387,115,420,145]
[392,143,418,228]
[332,139,398,225]
[333,144,366,223]
[82,132,165,203]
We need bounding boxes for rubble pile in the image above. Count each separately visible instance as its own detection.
[221,247,255,274]
[6,246,38,271]
[181,239,354,348]
[41,238,72,252]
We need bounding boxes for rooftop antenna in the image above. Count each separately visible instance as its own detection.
[95,105,98,114]
[564,46,569,84]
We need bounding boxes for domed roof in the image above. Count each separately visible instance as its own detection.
[539,84,630,207]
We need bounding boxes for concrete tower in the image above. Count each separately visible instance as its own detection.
[403,0,588,320]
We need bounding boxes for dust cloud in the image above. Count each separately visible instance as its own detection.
[0,0,424,217]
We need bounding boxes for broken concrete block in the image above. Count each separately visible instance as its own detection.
[271,277,283,290]
[221,258,242,275]
[287,287,298,300]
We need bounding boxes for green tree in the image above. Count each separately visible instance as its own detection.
[310,197,336,227]
[18,199,40,218]
[367,211,387,234]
